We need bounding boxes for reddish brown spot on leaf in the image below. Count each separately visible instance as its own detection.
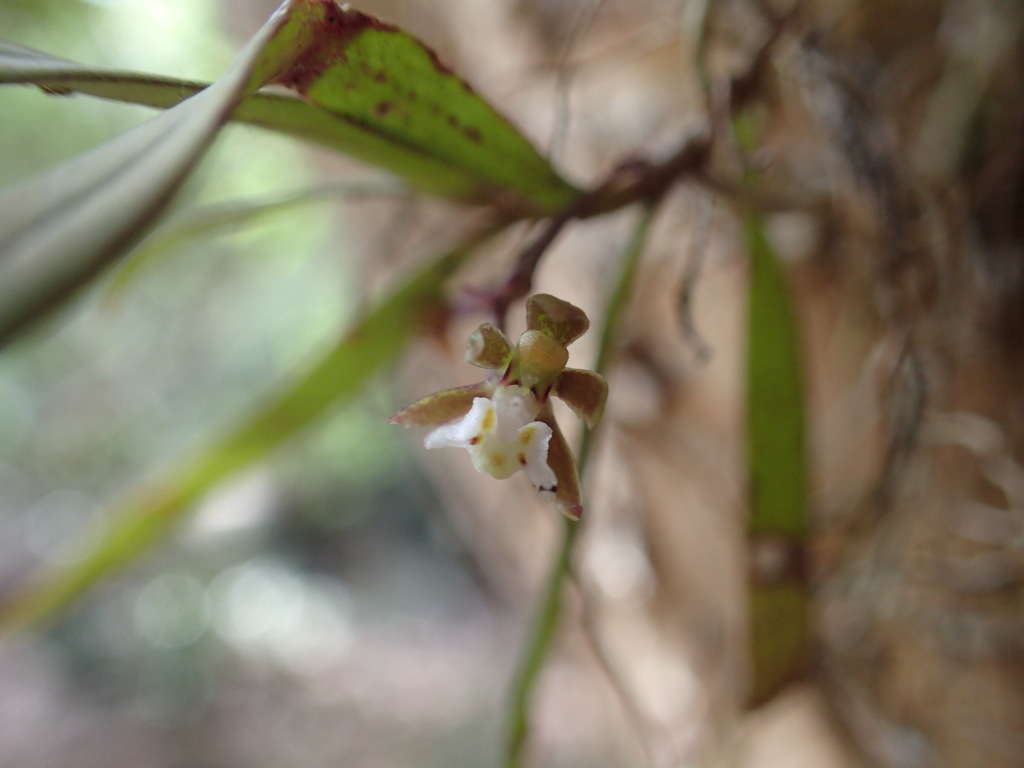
[425,48,456,79]
[374,101,394,117]
[273,1,398,93]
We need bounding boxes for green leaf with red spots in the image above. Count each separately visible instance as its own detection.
[273,3,577,214]
[0,1,579,215]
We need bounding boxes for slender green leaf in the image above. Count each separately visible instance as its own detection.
[0,0,328,348]
[0,4,579,213]
[104,178,408,298]
[0,227,496,635]
[744,211,810,705]
[745,214,807,538]
[749,583,808,705]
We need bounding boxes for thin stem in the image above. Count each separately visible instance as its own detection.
[503,202,660,768]
[573,573,657,767]
[503,517,580,768]
[548,0,608,162]
[686,0,715,95]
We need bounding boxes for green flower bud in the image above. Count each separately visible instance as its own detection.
[514,329,569,389]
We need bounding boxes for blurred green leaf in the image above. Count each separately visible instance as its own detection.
[0,226,496,635]
[745,214,807,538]
[744,211,810,705]
[0,6,578,214]
[749,583,808,705]
[0,0,329,348]
[104,177,408,299]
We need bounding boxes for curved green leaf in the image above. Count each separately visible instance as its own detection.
[0,227,496,636]
[0,0,329,348]
[272,4,577,214]
[0,4,578,214]
[104,178,408,299]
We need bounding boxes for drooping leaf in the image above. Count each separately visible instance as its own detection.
[0,4,579,214]
[271,4,578,214]
[0,0,330,348]
[0,227,496,635]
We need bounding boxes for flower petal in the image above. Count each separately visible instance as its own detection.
[489,385,540,440]
[537,409,584,520]
[552,368,608,428]
[467,440,520,479]
[389,382,491,427]
[516,421,556,491]
[425,396,494,449]
[465,323,514,370]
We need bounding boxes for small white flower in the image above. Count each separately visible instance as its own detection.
[425,385,557,492]
[390,294,606,520]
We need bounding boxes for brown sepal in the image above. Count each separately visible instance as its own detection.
[537,408,583,520]
[526,294,590,347]
[552,368,608,429]
[465,323,514,370]
[389,381,491,427]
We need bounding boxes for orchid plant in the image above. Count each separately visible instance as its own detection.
[389,294,607,520]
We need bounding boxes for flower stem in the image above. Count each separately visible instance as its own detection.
[503,202,659,767]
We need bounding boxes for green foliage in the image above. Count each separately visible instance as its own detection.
[104,178,406,298]
[0,229,492,635]
[744,210,811,704]
[745,213,808,539]
[0,1,821,762]
[0,0,576,348]
[749,583,809,705]
[277,5,579,214]
[0,0,587,634]
[0,9,577,212]
[0,1,321,347]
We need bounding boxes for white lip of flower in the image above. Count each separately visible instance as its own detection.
[424,384,557,493]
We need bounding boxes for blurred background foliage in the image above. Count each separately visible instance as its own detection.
[0,2,498,766]
[2,1,1024,767]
